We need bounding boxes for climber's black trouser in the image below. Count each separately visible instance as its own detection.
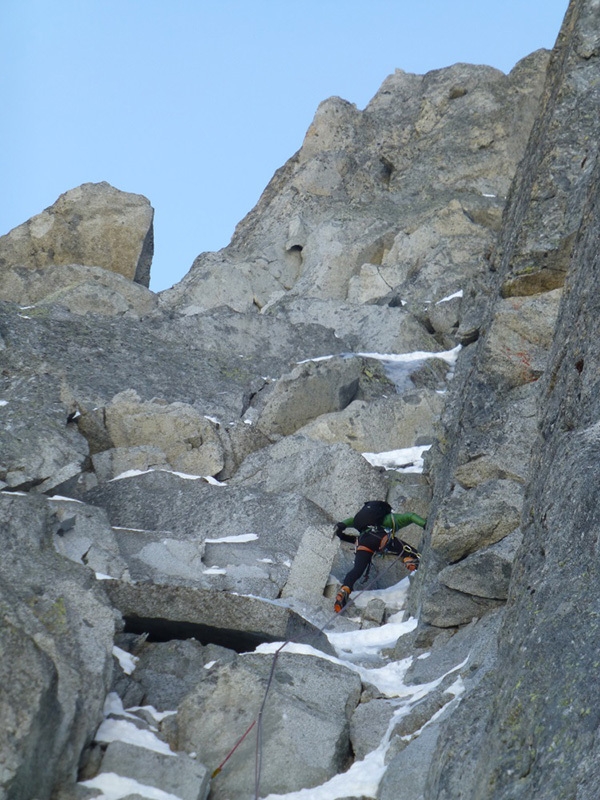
[342,548,373,591]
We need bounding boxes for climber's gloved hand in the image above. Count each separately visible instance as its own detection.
[333,522,347,538]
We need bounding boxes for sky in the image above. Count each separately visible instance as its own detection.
[1,1,569,293]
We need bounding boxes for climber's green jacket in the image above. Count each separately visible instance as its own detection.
[340,512,426,532]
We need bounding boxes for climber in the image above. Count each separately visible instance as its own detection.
[332,500,426,613]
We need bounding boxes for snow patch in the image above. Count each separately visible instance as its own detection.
[203,475,227,486]
[205,533,259,543]
[112,646,138,675]
[110,467,227,484]
[362,445,431,472]
[352,578,410,610]
[327,612,417,658]
[112,526,162,533]
[300,344,461,367]
[445,676,466,698]
[94,718,175,756]
[254,640,415,698]
[435,289,463,304]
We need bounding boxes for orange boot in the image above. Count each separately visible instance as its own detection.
[334,585,351,613]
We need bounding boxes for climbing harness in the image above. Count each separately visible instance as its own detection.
[361,531,421,583]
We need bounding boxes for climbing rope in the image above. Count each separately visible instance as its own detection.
[254,640,287,798]
[211,720,256,778]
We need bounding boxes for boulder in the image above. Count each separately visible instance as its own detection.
[164,304,349,381]
[0,622,63,800]
[98,741,209,800]
[362,597,387,625]
[146,526,289,599]
[0,493,115,799]
[267,296,440,354]
[437,529,522,600]
[212,421,272,481]
[91,446,169,483]
[0,367,89,493]
[158,251,289,314]
[49,496,130,580]
[0,182,154,286]
[295,391,444,454]
[279,523,341,603]
[103,581,336,656]
[387,473,432,522]
[0,300,252,423]
[378,724,442,800]
[428,290,463,338]
[229,435,388,519]
[350,698,397,760]
[430,479,524,563]
[84,472,335,598]
[100,390,225,478]
[176,652,362,799]
[420,581,505,629]
[253,356,363,438]
[360,199,495,308]
[125,638,237,711]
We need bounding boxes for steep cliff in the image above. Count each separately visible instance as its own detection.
[423,0,600,797]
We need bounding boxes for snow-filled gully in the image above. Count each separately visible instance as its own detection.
[83,578,468,800]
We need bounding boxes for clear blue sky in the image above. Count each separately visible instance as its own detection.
[1,1,568,292]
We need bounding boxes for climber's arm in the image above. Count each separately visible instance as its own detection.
[386,512,427,530]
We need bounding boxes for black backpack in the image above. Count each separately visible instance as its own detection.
[352,500,392,532]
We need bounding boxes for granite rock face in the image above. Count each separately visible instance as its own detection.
[160,52,549,322]
[414,0,600,635]
[418,1,600,798]
[6,3,600,797]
